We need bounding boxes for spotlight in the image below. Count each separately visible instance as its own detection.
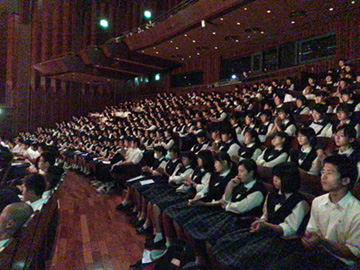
[144,10,152,19]
[99,19,109,28]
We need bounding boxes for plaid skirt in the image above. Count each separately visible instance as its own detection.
[211,229,294,270]
[182,208,253,242]
[153,190,192,211]
[164,202,217,228]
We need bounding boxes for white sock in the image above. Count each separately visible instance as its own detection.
[165,237,172,247]
[122,200,129,206]
[154,232,163,243]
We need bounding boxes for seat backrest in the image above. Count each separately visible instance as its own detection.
[299,170,322,196]
[257,165,273,184]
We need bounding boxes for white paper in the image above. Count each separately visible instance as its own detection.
[126,175,145,183]
[101,160,111,164]
[140,179,155,186]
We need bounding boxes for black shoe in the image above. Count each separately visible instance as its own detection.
[126,210,137,217]
[145,238,166,250]
[131,218,145,228]
[136,226,152,235]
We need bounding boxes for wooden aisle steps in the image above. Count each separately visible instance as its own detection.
[49,171,144,270]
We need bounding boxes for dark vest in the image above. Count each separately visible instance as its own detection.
[263,147,287,162]
[165,159,182,176]
[202,171,235,202]
[231,181,267,217]
[238,144,261,159]
[219,139,239,153]
[290,148,317,172]
[267,192,306,226]
[258,122,271,136]
[192,168,208,184]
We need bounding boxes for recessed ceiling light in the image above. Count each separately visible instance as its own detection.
[220,18,224,21]
[175,47,179,50]
[351,0,355,4]
[184,34,187,37]
[244,8,248,11]
[236,40,239,42]
[192,40,196,43]
[170,41,173,43]
[247,36,251,38]
[156,51,159,54]
[329,7,334,11]
[267,10,271,13]
[181,58,184,60]
[260,31,265,34]
[237,22,241,25]
[189,55,192,58]
[291,20,295,24]
[197,53,200,55]
[141,50,144,53]
[212,32,216,35]
[215,47,218,49]
[153,47,156,49]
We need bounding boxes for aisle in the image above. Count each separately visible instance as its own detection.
[49,171,144,270]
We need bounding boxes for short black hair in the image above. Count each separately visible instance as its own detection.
[0,189,21,213]
[335,124,357,140]
[169,146,180,156]
[41,152,56,166]
[154,146,167,156]
[238,159,257,178]
[197,150,215,173]
[24,174,46,197]
[45,166,64,190]
[297,127,317,148]
[272,162,301,193]
[323,155,358,190]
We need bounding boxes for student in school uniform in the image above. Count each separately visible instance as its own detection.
[234,129,262,163]
[218,127,241,158]
[211,162,310,270]
[190,132,210,154]
[269,106,297,137]
[290,127,320,175]
[331,103,360,138]
[182,159,267,269]
[256,132,290,167]
[270,155,359,270]
[21,173,47,212]
[293,95,311,115]
[238,112,257,144]
[256,109,274,143]
[304,104,333,137]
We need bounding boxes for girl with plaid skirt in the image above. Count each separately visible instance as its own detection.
[211,162,310,270]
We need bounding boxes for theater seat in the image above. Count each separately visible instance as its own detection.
[299,170,322,196]
[257,165,273,184]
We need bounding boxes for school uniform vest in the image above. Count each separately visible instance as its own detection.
[165,159,182,176]
[290,148,317,172]
[231,181,267,217]
[202,172,234,202]
[192,141,209,153]
[306,120,330,135]
[258,122,271,136]
[152,157,167,170]
[175,165,192,176]
[293,106,307,115]
[192,168,208,184]
[219,139,238,153]
[263,147,287,162]
[238,144,261,159]
[267,192,305,226]
[282,120,295,131]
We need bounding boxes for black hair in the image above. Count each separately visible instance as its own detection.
[41,151,56,166]
[312,104,327,115]
[238,159,257,179]
[323,155,358,190]
[24,173,47,197]
[272,131,291,151]
[0,189,21,213]
[260,109,272,119]
[169,146,180,156]
[197,150,215,173]
[214,151,235,175]
[182,151,197,168]
[297,127,317,148]
[336,103,352,115]
[272,162,301,193]
[154,146,167,156]
[335,124,357,140]
[296,95,308,106]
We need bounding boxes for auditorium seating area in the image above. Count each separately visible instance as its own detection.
[1,57,359,269]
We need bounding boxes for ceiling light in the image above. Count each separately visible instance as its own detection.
[197,53,200,55]
[247,36,251,38]
[170,41,173,43]
[267,10,271,13]
[181,58,184,60]
[237,22,241,25]
[215,47,218,50]
[351,1,355,4]
[236,40,239,42]
[184,34,187,37]
[192,40,196,43]
[291,20,295,24]
[153,47,156,49]
[141,50,144,52]
[99,19,109,28]
[189,56,192,58]
[231,74,237,80]
[329,7,334,11]
[176,47,179,50]
[156,52,159,54]
[212,32,216,35]
[220,18,224,21]
[260,31,265,34]
[244,8,248,11]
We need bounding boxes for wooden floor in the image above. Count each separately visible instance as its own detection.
[49,171,144,270]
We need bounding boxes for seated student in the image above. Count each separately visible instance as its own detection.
[257,132,290,167]
[256,109,274,143]
[304,104,333,137]
[270,155,359,270]
[212,162,310,269]
[332,103,360,138]
[115,146,167,211]
[21,174,47,211]
[182,159,266,269]
[237,112,257,144]
[218,127,241,158]
[190,131,210,154]
[42,166,64,199]
[229,114,242,136]
[97,137,143,193]
[269,106,297,137]
[315,91,333,113]
[0,202,34,251]
[290,127,320,175]
[36,151,56,175]
[318,125,360,180]
[234,129,262,163]
[334,89,357,113]
[293,95,311,115]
